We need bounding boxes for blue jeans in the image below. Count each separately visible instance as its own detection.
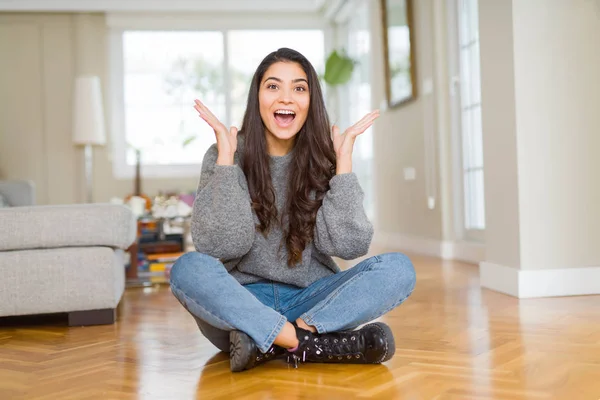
[169,252,416,354]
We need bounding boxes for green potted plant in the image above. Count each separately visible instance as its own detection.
[323,49,357,87]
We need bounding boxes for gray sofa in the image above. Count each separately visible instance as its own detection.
[0,181,136,325]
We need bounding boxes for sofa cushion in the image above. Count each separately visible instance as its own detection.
[0,247,125,317]
[0,203,136,252]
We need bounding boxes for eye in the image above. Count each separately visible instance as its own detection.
[267,83,278,90]
[295,86,308,92]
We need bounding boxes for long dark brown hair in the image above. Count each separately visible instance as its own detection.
[239,48,336,266]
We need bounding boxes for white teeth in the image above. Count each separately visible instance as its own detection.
[275,110,295,115]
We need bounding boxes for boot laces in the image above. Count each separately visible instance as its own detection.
[287,332,363,367]
[318,333,362,359]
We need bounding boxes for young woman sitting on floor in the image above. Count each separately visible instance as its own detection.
[169,47,416,372]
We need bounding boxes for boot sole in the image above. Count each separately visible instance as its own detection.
[363,322,396,363]
[229,330,256,372]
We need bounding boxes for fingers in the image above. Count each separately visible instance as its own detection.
[348,110,380,137]
[357,110,380,128]
[230,126,238,139]
[194,99,217,121]
[194,99,223,131]
[357,110,380,125]
[194,99,216,118]
[350,122,373,138]
[350,110,379,129]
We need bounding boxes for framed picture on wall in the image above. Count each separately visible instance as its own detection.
[381,0,417,108]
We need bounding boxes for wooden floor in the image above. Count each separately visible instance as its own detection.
[1,252,599,400]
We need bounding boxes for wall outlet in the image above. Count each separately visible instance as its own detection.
[427,196,436,210]
[403,167,416,181]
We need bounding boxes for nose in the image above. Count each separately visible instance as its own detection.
[278,87,293,104]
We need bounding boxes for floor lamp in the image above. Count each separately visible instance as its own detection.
[72,75,106,203]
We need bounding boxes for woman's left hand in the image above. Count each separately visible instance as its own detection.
[332,110,379,174]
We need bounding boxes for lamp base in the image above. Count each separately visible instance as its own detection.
[84,144,94,203]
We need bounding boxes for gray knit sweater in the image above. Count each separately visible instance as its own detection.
[190,136,374,288]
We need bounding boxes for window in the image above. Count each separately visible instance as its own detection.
[111,28,325,178]
[342,2,374,220]
[450,0,485,240]
[122,31,225,168]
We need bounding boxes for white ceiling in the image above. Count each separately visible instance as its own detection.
[0,0,329,13]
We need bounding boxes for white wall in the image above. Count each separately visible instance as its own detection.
[479,0,600,297]
[0,14,78,205]
[478,0,522,269]
[512,0,600,270]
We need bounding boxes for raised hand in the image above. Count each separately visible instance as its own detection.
[332,110,379,174]
[194,99,238,165]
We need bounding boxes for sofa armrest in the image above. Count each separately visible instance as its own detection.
[0,204,136,252]
[0,180,35,206]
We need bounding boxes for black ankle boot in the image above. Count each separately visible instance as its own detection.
[229,330,286,372]
[286,322,395,368]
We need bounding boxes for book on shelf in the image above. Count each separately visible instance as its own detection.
[146,252,184,263]
[142,251,184,279]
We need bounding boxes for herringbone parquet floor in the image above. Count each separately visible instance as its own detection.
[1,251,599,400]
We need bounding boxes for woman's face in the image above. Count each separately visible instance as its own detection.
[258,61,310,145]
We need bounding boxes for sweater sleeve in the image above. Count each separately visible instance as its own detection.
[190,144,255,260]
[313,172,374,260]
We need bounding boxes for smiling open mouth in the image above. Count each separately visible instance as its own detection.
[274,109,296,126]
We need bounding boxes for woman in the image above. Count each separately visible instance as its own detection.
[170,48,416,372]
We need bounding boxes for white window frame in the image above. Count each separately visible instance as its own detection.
[336,0,374,221]
[447,0,485,242]
[107,13,332,179]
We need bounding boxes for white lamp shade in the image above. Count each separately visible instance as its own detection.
[72,75,106,145]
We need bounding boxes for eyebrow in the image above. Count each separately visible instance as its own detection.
[265,77,309,84]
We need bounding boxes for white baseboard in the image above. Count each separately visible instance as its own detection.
[373,232,444,257]
[441,240,486,264]
[374,232,600,298]
[373,232,485,264]
[480,261,600,298]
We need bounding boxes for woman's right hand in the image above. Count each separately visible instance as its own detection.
[194,99,238,165]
